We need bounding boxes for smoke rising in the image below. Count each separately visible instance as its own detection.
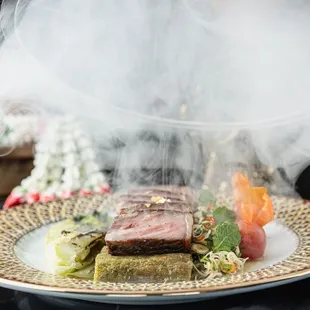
[1,0,310,193]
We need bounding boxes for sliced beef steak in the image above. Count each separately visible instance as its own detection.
[116,198,195,214]
[105,210,193,256]
[118,202,194,214]
[117,194,186,204]
[126,186,196,203]
[116,186,197,213]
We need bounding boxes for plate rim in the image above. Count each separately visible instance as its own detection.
[0,194,309,296]
[0,267,309,296]
[1,274,310,305]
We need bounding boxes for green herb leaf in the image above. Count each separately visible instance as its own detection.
[213,206,236,226]
[198,189,215,206]
[221,263,232,272]
[213,222,241,252]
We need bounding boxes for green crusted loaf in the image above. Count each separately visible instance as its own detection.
[94,247,193,282]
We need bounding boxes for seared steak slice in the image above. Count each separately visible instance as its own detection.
[116,186,197,213]
[105,210,193,256]
[127,186,196,202]
[118,201,194,214]
[117,194,186,203]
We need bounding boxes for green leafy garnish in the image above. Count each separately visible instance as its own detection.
[220,263,232,272]
[213,222,241,252]
[198,189,216,206]
[213,206,236,226]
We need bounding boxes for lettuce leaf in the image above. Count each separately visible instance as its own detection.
[45,211,112,278]
[212,222,241,252]
[213,206,236,226]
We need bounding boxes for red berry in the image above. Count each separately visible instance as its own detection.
[61,191,75,198]
[40,193,56,202]
[26,192,40,204]
[79,189,92,196]
[100,185,111,193]
[4,194,23,209]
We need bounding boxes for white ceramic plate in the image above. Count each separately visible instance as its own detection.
[0,195,309,305]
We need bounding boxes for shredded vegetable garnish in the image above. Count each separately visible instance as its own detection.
[192,191,246,279]
[193,249,247,279]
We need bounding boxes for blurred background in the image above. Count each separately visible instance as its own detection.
[1,0,310,206]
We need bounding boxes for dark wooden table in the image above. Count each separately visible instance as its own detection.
[0,145,34,196]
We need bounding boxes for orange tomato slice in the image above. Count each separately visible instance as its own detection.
[232,172,252,188]
[232,173,274,227]
[254,193,274,227]
[238,202,257,224]
[232,172,252,202]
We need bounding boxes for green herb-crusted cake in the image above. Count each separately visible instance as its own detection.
[94,247,193,282]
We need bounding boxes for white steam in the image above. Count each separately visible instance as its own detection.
[1,0,310,191]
